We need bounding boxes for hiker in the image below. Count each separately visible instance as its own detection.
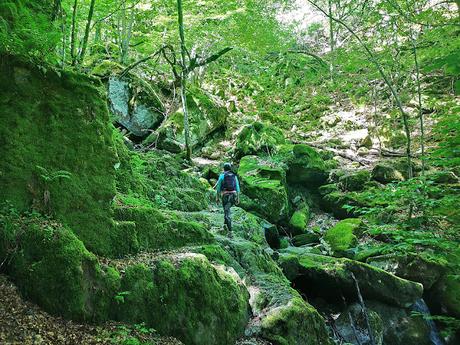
[215,163,240,234]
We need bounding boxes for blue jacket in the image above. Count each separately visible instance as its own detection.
[216,172,240,193]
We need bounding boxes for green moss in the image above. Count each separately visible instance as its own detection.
[292,232,320,247]
[372,164,405,184]
[338,170,371,192]
[324,218,364,257]
[260,295,332,345]
[288,205,310,235]
[114,205,214,251]
[234,121,286,158]
[157,86,227,151]
[279,252,423,308]
[238,155,289,223]
[0,209,120,321]
[0,55,123,256]
[116,255,249,345]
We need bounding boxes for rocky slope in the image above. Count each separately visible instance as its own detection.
[1,54,459,345]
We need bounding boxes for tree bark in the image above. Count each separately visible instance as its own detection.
[77,0,96,65]
[70,0,78,66]
[177,0,192,161]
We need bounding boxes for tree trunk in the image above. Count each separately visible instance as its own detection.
[177,0,192,161]
[70,0,78,66]
[307,0,413,178]
[120,6,135,64]
[328,0,335,82]
[77,0,96,65]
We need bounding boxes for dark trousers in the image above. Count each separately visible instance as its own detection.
[222,193,236,232]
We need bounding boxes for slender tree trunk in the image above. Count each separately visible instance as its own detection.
[177,0,192,161]
[70,0,78,66]
[77,0,96,65]
[411,30,425,175]
[61,13,67,68]
[51,0,62,21]
[307,0,413,178]
[328,0,335,82]
[121,8,135,64]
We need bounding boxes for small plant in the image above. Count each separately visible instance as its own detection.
[35,165,72,212]
[109,323,157,345]
[114,291,131,304]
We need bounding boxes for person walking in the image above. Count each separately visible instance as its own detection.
[215,163,240,235]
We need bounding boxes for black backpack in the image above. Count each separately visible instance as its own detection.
[222,171,237,191]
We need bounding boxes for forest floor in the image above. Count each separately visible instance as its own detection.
[0,275,183,345]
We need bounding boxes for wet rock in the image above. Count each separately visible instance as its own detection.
[278,252,423,308]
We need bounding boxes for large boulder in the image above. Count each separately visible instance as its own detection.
[320,190,362,219]
[115,254,250,345]
[235,121,286,158]
[156,87,227,152]
[282,144,329,187]
[367,253,447,290]
[324,218,365,257]
[238,155,290,224]
[0,55,123,256]
[335,303,384,345]
[338,170,371,192]
[366,300,432,345]
[0,210,119,322]
[278,252,423,308]
[108,76,164,137]
[372,164,405,184]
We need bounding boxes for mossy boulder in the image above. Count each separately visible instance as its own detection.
[0,210,119,321]
[320,191,361,219]
[366,300,432,345]
[429,274,460,318]
[278,252,423,308]
[116,254,249,345]
[238,155,289,224]
[0,54,123,256]
[107,76,164,137]
[367,253,447,290]
[335,303,384,345]
[156,86,227,152]
[234,121,286,158]
[277,144,328,187]
[372,164,405,184]
[338,170,371,192]
[114,205,214,251]
[324,218,365,257]
[288,204,310,235]
[292,232,320,247]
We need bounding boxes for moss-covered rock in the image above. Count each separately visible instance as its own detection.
[0,210,119,321]
[320,191,361,219]
[288,204,310,235]
[324,218,365,257]
[156,86,227,152]
[430,274,460,318]
[278,252,423,308]
[238,156,289,223]
[338,170,371,192]
[335,303,384,345]
[372,164,405,184]
[292,232,320,247]
[107,76,164,137]
[366,300,432,345]
[116,254,249,345]
[0,54,123,256]
[114,205,214,251]
[367,253,447,290]
[234,121,286,158]
[277,144,328,187]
